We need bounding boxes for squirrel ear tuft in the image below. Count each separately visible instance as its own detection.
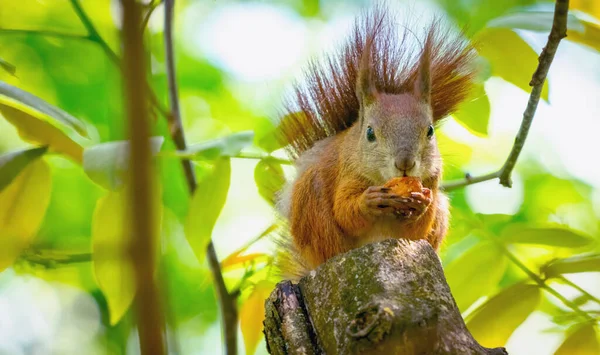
[413,37,432,106]
[356,36,378,107]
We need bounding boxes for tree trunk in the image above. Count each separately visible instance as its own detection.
[263,239,507,355]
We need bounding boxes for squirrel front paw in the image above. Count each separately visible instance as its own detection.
[359,186,412,219]
[360,186,432,221]
[392,191,432,221]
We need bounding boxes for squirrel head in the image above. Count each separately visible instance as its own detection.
[353,37,441,186]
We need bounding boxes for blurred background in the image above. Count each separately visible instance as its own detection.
[0,0,599,354]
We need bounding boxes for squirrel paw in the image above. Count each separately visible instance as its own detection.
[392,191,432,220]
[360,186,413,219]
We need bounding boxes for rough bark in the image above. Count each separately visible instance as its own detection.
[264,239,507,355]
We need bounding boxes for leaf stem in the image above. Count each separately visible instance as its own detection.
[163,1,238,354]
[121,0,166,353]
[492,241,594,322]
[557,275,600,307]
[0,28,90,41]
[442,0,569,191]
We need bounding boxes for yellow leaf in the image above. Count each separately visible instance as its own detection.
[92,189,135,325]
[92,184,163,325]
[568,19,600,52]
[221,253,270,271]
[0,159,51,271]
[466,283,541,347]
[240,280,273,355]
[571,0,600,20]
[444,242,507,312]
[475,28,549,101]
[0,104,86,162]
[555,323,600,355]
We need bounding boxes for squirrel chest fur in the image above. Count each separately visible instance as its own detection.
[275,6,478,276]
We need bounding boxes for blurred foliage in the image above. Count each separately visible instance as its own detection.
[0,0,599,354]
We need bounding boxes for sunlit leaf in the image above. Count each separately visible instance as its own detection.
[487,7,600,52]
[475,28,549,101]
[571,0,600,19]
[0,57,16,76]
[0,146,47,192]
[92,189,135,325]
[445,242,508,312]
[255,122,285,153]
[240,280,273,355]
[92,186,162,325]
[555,323,600,355]
[542,254,600,278]
[254,158,285,205]
[185,158,231,263]
[499,225,595,248]
[0,104,87,162]
[466,283,541,347]
[453,83,490,135]
[177,131,254,160]
[0,160,51,271]
[0,81,87,136]
[83,137,164,189]
[221,253,270,271]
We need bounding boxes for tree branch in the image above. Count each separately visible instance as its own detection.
[0,28,90,41]
[163,1,238,354]
[69,0,170,119]
[69,0,120,65]
[442,0,569,191]
[121,0,166,353]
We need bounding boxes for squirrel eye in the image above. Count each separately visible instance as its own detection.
[366,126,376,142]
[427,125,434,139]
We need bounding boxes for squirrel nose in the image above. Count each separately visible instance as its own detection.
[395,158,416,174]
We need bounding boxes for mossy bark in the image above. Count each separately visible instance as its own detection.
[263,239,507,355]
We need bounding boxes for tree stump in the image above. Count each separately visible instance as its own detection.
[263,239,507,354]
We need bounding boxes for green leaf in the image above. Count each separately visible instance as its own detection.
[445,242,508,312]
[0,160,52,271]
[542,254,600,278]
[0,146,47,192]
[475,28,549,101]
[185,158,231,263]
[0,57,16,76]
[83,137,165,189]
[466,283,541,347]
[499,225,595,248]
[180,131,254,160]
[0,81,87,136]
[453,84,491,135]
[92,189,135,325]
[92,186,162,325]
[254,158,285,205]
[555,323,600,355]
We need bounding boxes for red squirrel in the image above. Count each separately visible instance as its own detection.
[274,6,478,279]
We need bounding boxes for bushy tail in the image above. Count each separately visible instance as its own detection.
[270,230,312,282]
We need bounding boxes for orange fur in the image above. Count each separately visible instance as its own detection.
[275,4,478,277]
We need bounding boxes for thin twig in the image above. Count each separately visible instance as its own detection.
[20,251,91,267]
[443,0,569,191]
[69,0,170,118]
[557,275,600,307]
[121,0,166,353]
[0,28,90,41]
[142,0,164,32]
[69,0,120,65]
[163,1,238,354]
[491,240,594,322]
[235,152,293,165]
